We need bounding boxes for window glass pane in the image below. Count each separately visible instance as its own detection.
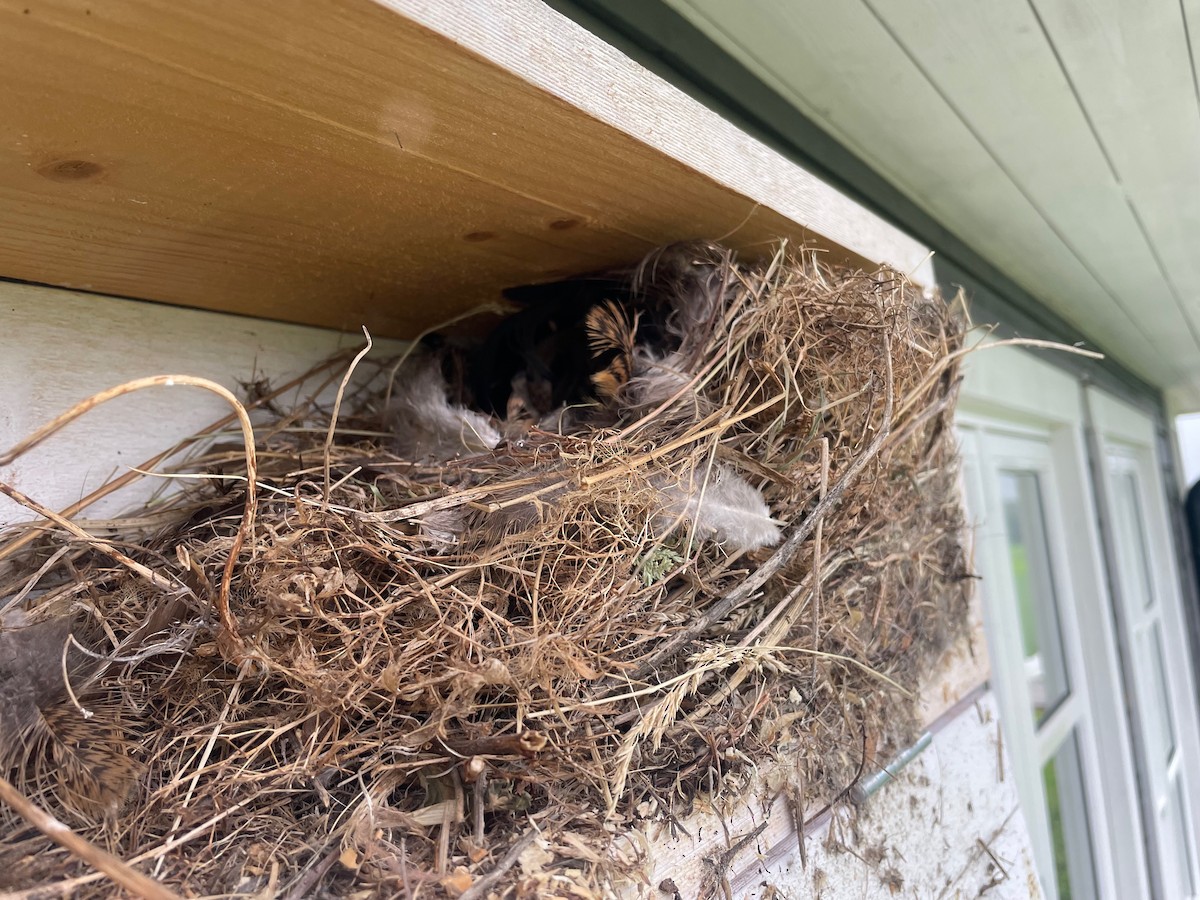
[1042,731,1099,900]
[1110,465,1156,610]
[1000,469,1070,725]
[1140,623,1177,768]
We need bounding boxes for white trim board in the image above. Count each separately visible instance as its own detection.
[0,281,405,524]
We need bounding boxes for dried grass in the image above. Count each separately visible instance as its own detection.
[0,246,971,898]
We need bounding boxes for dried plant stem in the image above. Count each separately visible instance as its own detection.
[0,775,182,900]
[439,731,548,758]
[365,475,546,523]
[731,325,894,606]
[323,326,373,508]
[894,334,1100,424]
[0,481,177,594]
[281,845,341,900]
[0,546,71,616]
[971,335,1103,359]
[739,576,812,651]
[884,387,959,456]
[582,392,784,488]
[615,325,896,687]
[682,558,843,726]
[60,635,91,719]
[0,375,255,471]
[812,438,830,664]
[534,639,908,722]
[457,827,540,900]
[152,668,246,878]
[0,375,257,646]
[0,358,344,565]
[0,797,256,899]
[473,769,487,845]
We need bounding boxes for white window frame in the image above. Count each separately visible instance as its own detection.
[958,344,1149,899]
[1088,388,1200,899]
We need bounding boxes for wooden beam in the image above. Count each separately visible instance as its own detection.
[0,0,927,338]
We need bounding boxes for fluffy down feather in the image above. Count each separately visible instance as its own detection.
[418,508,466,553]
[0,613,78,758]
[622,347,708,420]
[635,241,729,358]
[656,465,781,552]
[386,358,501,461]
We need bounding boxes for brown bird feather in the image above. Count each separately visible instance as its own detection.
[585,299,639,402]
[16,702,139,820]
[0,613,138,820]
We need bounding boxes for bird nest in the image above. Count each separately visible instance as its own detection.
[0,244,971,899]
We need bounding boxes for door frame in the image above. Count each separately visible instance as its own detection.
[958,344,1150,899]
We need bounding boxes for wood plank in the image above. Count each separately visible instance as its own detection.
[0,0,927,339]
[666,0,1179,389]
[1034,0,1200,381]
[864,0,1200,367]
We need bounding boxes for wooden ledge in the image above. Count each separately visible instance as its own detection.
[0,0,929,337]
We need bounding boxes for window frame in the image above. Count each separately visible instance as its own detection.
[958,344,1149,899]
[1087,388,1200,900]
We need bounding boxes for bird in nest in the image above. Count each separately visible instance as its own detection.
[465,241,729,424]
[384,241,782,551]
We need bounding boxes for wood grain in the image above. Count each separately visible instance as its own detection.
[0,0,926,338]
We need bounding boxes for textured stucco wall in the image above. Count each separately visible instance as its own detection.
[634,691,1042,899]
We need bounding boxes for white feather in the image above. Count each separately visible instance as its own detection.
[656,465,782,552]
[624,348,692,408]
[418,508,465,553]
[386,358,501,461]
[622,348,711,423]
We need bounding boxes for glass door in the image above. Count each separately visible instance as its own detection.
[960,428,1100,899]
[1091,389,1200,900]
[958,344,1150,900]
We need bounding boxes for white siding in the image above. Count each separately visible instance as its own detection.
[0,282,404,524]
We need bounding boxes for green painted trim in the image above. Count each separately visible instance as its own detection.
[543,0,1161,409]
